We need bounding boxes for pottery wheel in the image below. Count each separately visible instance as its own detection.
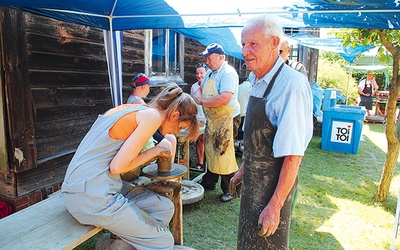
[182,180,204,205]
[141,163,187,181]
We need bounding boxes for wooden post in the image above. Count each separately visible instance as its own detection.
[0,8,37,173]
[182,141,190,179]
[144,181,183,245]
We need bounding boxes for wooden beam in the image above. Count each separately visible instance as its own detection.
[0,8,37,172]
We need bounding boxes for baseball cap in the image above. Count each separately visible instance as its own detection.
[199,43,225,57]
[131,73,154,88]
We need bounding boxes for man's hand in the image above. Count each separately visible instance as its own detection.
[229,173,243,199]
[257,202,281,238]
[192,94,203,106]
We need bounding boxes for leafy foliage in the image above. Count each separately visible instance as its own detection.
[319,51,348,67]
[336,28,397,65]
[317,56,359,105]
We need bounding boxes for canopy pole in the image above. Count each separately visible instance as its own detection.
[346,63,353,105]
[104,17,123,107]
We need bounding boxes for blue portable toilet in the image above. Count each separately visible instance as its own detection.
[321,89,366,154]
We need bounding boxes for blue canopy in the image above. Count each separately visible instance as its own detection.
[288,33,375,64]
[1,0,398,106]
[0,0,399,30]
[175,28,243,59]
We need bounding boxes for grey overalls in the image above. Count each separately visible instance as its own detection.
[238,64,296,249]
[62,105,174,250]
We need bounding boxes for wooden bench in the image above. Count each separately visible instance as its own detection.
[0,181,184,250]
[0,191,102,250]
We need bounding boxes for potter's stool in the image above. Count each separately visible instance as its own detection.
[142,163,187,245]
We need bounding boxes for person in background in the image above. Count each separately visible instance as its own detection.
[190,63,207,170]
[229,15,313,249]
[279,40,308,79]
[236,78,251,144]
[280,40,309,213]
[62,83,199,250]
[358,71,379,116]
[127,73,154,104]
[193,43,240,203]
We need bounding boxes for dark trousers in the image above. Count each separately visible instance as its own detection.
[201,170,235,194]
[201,114,239,194]
[233,114,241,139]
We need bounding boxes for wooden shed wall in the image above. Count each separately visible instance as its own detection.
[0,9,205,203]
[0,9,148,199]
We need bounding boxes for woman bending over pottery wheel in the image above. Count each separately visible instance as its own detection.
[61,83,199,250]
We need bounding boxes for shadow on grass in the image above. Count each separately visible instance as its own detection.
[366,122,386,133]
[290,217,344,250]
[295,126,399,249]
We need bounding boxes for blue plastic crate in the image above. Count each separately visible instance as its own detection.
[321,105,366,154]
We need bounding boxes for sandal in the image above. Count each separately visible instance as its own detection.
[195,163,203,169]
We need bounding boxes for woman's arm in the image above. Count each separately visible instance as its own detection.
[109,108,162,174]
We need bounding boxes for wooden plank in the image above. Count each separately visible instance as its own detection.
[29,53,108,72]
[29,71,110,88]
[25,14,104,42]
[31,87,113,108]
[0,191,102,250]
[27,33,106,58]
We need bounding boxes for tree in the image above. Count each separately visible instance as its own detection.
[336,28,400,202]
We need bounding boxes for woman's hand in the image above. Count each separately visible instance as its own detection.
[142,140,173,166]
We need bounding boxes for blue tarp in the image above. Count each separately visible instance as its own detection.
[288,33,375,63]
[0,0,399,30]
[1,0,398,106]
[175,28,243,59]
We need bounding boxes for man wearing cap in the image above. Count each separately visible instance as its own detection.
[192,43,240,202]
[358,71,379,116]
[127,73,154,104]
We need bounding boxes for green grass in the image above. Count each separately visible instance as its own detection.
[76,123,400,250]
[183,123,400,250]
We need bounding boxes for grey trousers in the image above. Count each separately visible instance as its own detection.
[64,182,175,250]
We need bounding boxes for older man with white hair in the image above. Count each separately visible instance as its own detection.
[229,15,313,249]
